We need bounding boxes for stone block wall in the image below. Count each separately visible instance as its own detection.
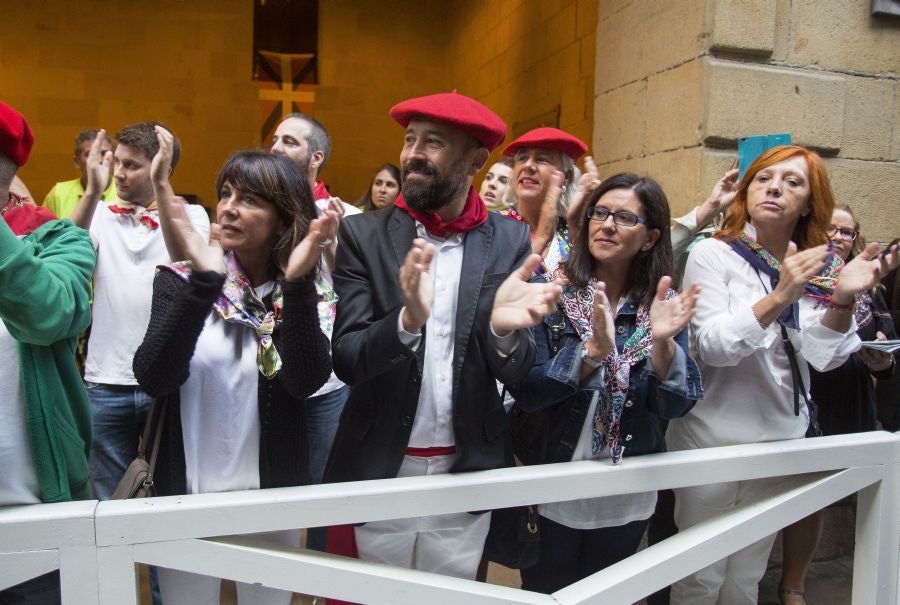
[595,0,899,242]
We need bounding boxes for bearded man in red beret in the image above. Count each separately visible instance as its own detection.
[323,92,561,581]
[0,101,96,603]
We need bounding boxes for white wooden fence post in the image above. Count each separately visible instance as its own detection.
[96,545,139,605]
[852,438,899,605]
[59,545,99,604]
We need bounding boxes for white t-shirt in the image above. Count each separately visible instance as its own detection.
[85,202,210,385]
[0,318,41,506]
[180,282,273,495]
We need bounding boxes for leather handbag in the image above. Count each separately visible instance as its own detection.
[483,504,541,569]
[111,402,166,499]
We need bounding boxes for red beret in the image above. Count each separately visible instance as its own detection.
[390,92,507,151]
[502,127,588,160]
[0,101,34,167]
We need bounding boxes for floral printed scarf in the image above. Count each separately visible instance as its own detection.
[162,251,284,379]
[559,280,668,464]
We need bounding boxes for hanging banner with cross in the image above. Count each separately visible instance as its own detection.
[255,50,317,144]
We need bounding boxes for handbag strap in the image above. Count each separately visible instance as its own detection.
[137,402,157,458]
[136,401,167,482]
[146,404,166,480]
[780,324,812,416]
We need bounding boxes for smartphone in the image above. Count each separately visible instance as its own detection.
[738,133,792,180]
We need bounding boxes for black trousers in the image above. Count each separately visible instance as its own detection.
[0,571,60,605]
[520,515,649,594]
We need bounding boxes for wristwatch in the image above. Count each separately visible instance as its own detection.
[581,341,603,368]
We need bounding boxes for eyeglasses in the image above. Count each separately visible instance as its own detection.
[586,206,647,227]
[827,225,858,241]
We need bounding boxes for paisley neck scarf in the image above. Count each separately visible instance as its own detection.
[163,251,284,378]
[559,280,666,464]
[727,230,842,329]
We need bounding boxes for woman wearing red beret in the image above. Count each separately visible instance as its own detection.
[499,127,597,277]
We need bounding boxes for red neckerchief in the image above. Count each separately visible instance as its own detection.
[312,180,330,201]
[2,193,56,236]
[394,187,487,238]
[107,202,159,230]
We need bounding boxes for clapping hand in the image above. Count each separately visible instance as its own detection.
[151,126,176,187]
[532,170,565,255]
[284,210,338,281]
[832,242,900,304]
[168,199,222,273]
[399,239,437,333]
[650,276,700,342]
[588,281,616,359]
[566,155,601,241]
[84,130,113,196]
[773,243,831,306]
[699,169,739,224]
[491,254,563,335]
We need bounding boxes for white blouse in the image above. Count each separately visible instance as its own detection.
[180,281,274,495]
[667,225,859,450]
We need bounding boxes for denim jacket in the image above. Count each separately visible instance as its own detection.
[510,299,702,466]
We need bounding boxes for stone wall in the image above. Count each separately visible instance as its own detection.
[594,0,900,242]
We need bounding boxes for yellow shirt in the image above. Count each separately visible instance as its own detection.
[43,178,117,219]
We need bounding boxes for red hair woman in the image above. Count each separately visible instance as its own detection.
[666,145,899,604]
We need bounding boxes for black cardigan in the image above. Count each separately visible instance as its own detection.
[133,269,332,496]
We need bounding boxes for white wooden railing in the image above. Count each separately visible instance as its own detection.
[2,431,898,604]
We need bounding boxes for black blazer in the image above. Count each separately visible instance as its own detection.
[324,206,536,483]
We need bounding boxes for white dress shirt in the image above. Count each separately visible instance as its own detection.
[398,223,517,448]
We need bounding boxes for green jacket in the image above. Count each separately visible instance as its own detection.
[0,218,96,502]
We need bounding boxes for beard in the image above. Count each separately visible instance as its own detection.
[401,156,470,213]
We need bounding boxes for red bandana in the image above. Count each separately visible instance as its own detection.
[394,187,487,238]
[2,194,56,236]
[312,180,330,201]
[107,204,159,230]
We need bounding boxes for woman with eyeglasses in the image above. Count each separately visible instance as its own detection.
[777,204,898,604]
[666,146,899,605]
[509,173,703,593]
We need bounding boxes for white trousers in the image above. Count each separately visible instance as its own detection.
[158,529,300,605]
[354,454,491,580]
[670,479,781,605]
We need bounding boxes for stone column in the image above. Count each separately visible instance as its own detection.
[594,0,900,241]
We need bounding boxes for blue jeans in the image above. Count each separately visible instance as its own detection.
[86,382,153,500]
[305,384,348,551]
[86,382,162,604]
